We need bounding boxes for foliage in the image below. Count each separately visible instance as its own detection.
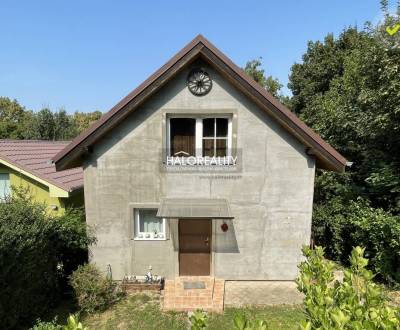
[31,315,87,330]
[312,198,400,285]
[0,96,102,141]
[53,208,96,289]
[244,58,282,97]
[288,19,400,213]
[189,310,209,330]
[287,4,400,286]
[0,97,29,139]
[63,315,88,330]
[32,318,62,330]
[69,264,123,313]
[297,246,400,330]
[0,193,58,328]
[0,192,95,329]
[233,313,268,330]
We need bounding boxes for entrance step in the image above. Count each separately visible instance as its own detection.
[162,276,225,313]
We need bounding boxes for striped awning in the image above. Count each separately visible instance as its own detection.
[156,198,233,219]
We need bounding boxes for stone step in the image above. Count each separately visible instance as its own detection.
[162,276,225,313]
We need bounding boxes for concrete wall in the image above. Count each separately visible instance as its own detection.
[84,62,315,280]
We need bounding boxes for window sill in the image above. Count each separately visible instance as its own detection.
[133,237,167,241]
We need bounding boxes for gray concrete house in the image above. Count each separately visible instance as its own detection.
[53,36,346,303]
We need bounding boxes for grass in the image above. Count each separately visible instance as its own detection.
[82,293,304,330]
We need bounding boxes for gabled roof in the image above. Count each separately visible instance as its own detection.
[53,35,347,172]
[0,140,83,197]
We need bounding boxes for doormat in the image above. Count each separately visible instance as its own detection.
[183,281,206,289]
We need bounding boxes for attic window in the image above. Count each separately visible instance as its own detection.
[167,116,232,159]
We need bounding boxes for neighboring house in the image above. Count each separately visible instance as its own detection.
[0,140,83,213]
[53,35,347,283]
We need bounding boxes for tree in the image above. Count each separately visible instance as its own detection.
[244,58,283,99]
[288,23,400,213]
[0,97,27,139]
[72,111,102,134]
[288,4,400,286]
[54,109,75,140]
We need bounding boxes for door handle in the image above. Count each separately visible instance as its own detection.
[204,237,209,246]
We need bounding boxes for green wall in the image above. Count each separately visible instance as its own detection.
[0,164,83,214]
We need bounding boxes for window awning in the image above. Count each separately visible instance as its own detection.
[157,198,233,219]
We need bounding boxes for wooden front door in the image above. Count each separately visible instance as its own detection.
[179,219,211,276]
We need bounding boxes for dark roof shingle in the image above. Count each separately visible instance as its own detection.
[0,140,83,192]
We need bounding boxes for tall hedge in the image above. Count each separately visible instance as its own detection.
[0,193,95,329]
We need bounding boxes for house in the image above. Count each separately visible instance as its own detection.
[53,35,347,308]
[0,140,83,213]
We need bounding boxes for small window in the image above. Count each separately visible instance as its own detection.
[0,173,10,201]
[134,209,166,240]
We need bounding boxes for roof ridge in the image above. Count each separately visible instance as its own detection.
[0,139,71,144]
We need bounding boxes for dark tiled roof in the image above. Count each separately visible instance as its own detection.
[0,140,83,192]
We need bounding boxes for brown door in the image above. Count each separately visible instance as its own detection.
[179,219,211,276]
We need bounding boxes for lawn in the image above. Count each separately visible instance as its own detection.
[81,293,304,330]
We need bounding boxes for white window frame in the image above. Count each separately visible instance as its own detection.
[0,173,10,202]
[166,114,232,160]
[133,208,166,241]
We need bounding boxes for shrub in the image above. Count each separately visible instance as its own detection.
[0,191,95,329]
[233,313,268,330]
[31,315,87,330]
[297,245,400,329]
[31,318,62,330]
[52,208,96,290]
[312,198,400,285]
[0,194,58,329]
[189,311,209,330]
[69,264,123,313]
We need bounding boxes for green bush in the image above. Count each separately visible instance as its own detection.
[0,191,95,329]
[297,246,400,329]
[313,198,400,286]
[233,313,268,330]
[189,310,209,330]
[69,264,123,313]
[52,208,96,290]
[31,315,87,330]
[0,195,58,329]
[31,318,62,330]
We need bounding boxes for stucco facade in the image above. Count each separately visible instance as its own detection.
[84,63,315,281]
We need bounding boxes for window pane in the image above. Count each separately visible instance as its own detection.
[139,209,163,233]
[0,174,10,200]
[203,118,214,137]
[216,139,227,157]
[170,118,195,156]
[216,118,228,137]
[202,139,215,157]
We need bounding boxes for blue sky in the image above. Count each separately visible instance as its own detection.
[0,0,386,113]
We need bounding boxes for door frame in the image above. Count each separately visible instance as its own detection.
[178,218,214,276]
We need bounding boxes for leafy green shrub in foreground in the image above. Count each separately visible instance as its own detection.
[297,246,400,330]
[32,315,87,330]
[69,264,124,313]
